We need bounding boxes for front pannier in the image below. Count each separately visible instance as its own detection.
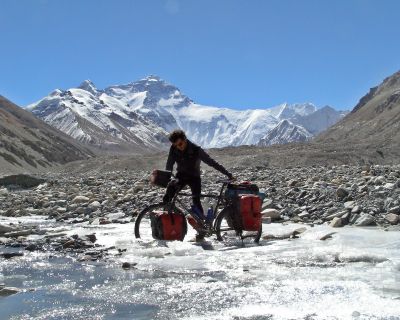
[236,195,262,231]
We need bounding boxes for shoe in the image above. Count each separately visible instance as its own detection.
[189,234,206,243]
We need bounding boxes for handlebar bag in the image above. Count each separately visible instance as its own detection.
[150,170,172,188]
[150,211,187,241]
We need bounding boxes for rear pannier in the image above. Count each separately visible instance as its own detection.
[150,211,187,241]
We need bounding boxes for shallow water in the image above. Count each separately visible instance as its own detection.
[1,216,400,320]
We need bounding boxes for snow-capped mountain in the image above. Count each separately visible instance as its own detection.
[28,79,169,153]
[257,119,313,146]
[28,76,346,151]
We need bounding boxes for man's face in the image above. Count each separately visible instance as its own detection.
[173,138,187,151]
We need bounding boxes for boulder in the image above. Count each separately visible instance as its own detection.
[385,213,399,225]
[89,201,101,210]
[330,217,342,228]
[0,188,8,196]
[0,174,46,189]
[355,214,376,226]
[261,208,280,221]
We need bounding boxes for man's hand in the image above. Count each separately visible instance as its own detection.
[228,175,236,181]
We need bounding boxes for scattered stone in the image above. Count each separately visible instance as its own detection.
[385,213,399,225]
[0,287,21,297]
[336,187,349,199]
[71,195,90,204]
[261,208,281,221]
[319,232,337,240]
[355,214,376,226]
[85,233,97,243]
[1,252,24,259]
[122,262,137,269]
[0,224,17,235]
[330,217,342,228]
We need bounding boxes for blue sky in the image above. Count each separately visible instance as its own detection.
[1,0,399,110]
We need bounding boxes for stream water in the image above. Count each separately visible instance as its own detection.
[1,216,399,320]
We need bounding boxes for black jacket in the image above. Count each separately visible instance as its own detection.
[166,140,232,178]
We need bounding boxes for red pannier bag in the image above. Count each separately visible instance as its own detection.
[237,195,262,231]
[150,211,187,241]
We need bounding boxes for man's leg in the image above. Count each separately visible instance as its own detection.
[188,176,203,215]
[188,176,206,241]
[163,179,185,204]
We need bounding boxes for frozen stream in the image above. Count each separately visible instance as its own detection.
[1,216,400,320]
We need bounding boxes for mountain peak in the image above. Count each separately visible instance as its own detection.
[78,80,98,95]
[144,75,162,82]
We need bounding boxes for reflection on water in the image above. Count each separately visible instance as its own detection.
[1,218,400,319]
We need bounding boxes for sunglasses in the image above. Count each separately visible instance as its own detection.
[173,140,185,148]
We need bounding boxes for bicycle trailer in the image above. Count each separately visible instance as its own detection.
[150,211,187,241]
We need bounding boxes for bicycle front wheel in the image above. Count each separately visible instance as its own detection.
[215,207,262,245]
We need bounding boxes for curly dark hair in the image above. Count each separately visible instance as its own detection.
[168,129,187,143]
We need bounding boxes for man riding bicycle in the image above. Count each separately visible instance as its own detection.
[163,129,235,241]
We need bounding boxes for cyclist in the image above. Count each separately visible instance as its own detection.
[163,129,235,241]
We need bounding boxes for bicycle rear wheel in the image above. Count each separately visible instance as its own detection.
[134,203,186,241]
[215,207,262,245]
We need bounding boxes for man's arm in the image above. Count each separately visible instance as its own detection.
[199,147,233,178]
[165,146,175,171]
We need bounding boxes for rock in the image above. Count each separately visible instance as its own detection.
[0,287,21,296]
[71,196,90,204]
[355,214,376,226]
[261,208,280,221]
[319,232,337,240]
[351,206,361,214]
[344,201,355,209]
[122,262,137,269]
[62,239,75,248]
[0,224,17,235]
[374,176,385,185]
[330,217,342,228]
[89,201,101,210]
[383,183,395,190]
[287,179,298,187]
[99,218,111,225]
[25,244,39,251]
[264,216,272,224]
[336,187,349,199]
[389,206,400,214]
[0,174,46,189]
[298,210,310,218]
[4,229,33,238]
[0,188,8,196]
[1,252,24,259]
[85,233,97,243]
[385,213,399,225]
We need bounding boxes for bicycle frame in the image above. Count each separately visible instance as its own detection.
[168,180,231,231]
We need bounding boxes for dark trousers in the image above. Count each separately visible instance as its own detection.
[163,174,203,215]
